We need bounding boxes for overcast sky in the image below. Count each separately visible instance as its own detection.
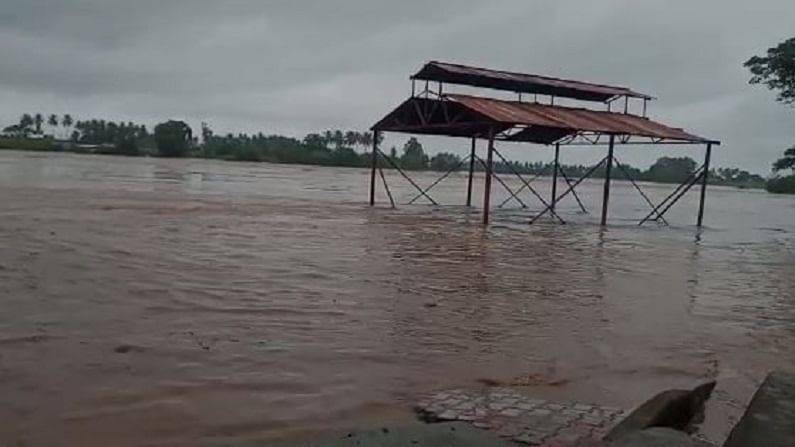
[1,0,793,173]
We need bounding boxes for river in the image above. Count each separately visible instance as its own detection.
[0,150,793,446]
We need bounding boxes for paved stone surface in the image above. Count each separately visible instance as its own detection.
[415,388,629,446]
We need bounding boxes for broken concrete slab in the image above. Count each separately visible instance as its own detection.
[723,371,795,447]
[604,381,715,442]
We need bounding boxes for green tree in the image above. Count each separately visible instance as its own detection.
[20,114,34,133]
[746,37,795,105]
[360,132,374,149]
[33,113,43,134]
[344,131,358,148]
[746,37,795,193]
[430,152,463,172]
[333,130,344,148]
[644,157,697,184]
[400,137,428,170]
[154,120,193,157]
[772,146,795,173]
[303,133,327,149]
[47,114,58,132]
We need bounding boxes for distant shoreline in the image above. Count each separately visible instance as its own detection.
[0,143,767,192]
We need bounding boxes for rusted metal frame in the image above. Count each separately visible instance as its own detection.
[554,133,578,146]
[638,165,706,225]
[551,143,560,212]
[612,155,669,226]
[378,164,396,208]
[448,109,466,124]
[556,165,588,213]
[639,170,705,226]
[424,95,443,124]
[579,132,600,145]
[369,130,379,206]
[466,137,477,207]
[412,100,428,126]
[559,134,708,146]
[697,143,713,227]
[497,170,545,208]
[422,81,430,119]
[441,98,451,123]
[378,121,497,133]
[376,149,439,206]
[601,135,616,226]
[491,147,565,223]
[530,156,608,225]
[482,129,495,225]
[476,155,528,209]
[407,155,471,205]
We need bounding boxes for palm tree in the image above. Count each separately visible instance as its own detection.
[360,131,373,149]
[333,130,344,148]
[344,130,358,148]
[61,114,72,139]
[33,113,44,135]
[19,114,34,135]
[323,130,334,148]
[47,113,58,136]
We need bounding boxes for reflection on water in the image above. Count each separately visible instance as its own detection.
[0,151,794,446]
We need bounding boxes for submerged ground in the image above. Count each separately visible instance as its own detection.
[0,151,793,446]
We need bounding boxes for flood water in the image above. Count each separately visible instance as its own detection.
[1,150,794,446]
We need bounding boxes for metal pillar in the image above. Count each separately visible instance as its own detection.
[369,130,378,206]
[697,143,713,227]
[601,135,615,226]
[466,137,476,207]
[551,143,560,211]
[482,130,495,225]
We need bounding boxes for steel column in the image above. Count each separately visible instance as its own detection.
[466,137,476,207]
[697,143,713,227]
[369,130,378,206]
[551,143,560,211]
[482,130,495,225]
[601,135,615,226]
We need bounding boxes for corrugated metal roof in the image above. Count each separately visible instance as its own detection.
[447,94,708,143]
[412,61,653,103]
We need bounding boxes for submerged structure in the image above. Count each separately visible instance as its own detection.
[368,61,721,226]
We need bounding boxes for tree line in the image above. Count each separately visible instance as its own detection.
[0,115,766,189]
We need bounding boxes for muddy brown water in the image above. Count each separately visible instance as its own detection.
[0,150,794,446]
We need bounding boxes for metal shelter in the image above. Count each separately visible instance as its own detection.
[368,61,721,226]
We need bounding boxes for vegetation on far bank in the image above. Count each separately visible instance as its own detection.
[746,36,795,193]
[0,114,768,190]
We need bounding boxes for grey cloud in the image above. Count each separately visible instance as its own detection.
[1,0,793,173]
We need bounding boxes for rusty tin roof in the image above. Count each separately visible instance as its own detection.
[412,61,653,103]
